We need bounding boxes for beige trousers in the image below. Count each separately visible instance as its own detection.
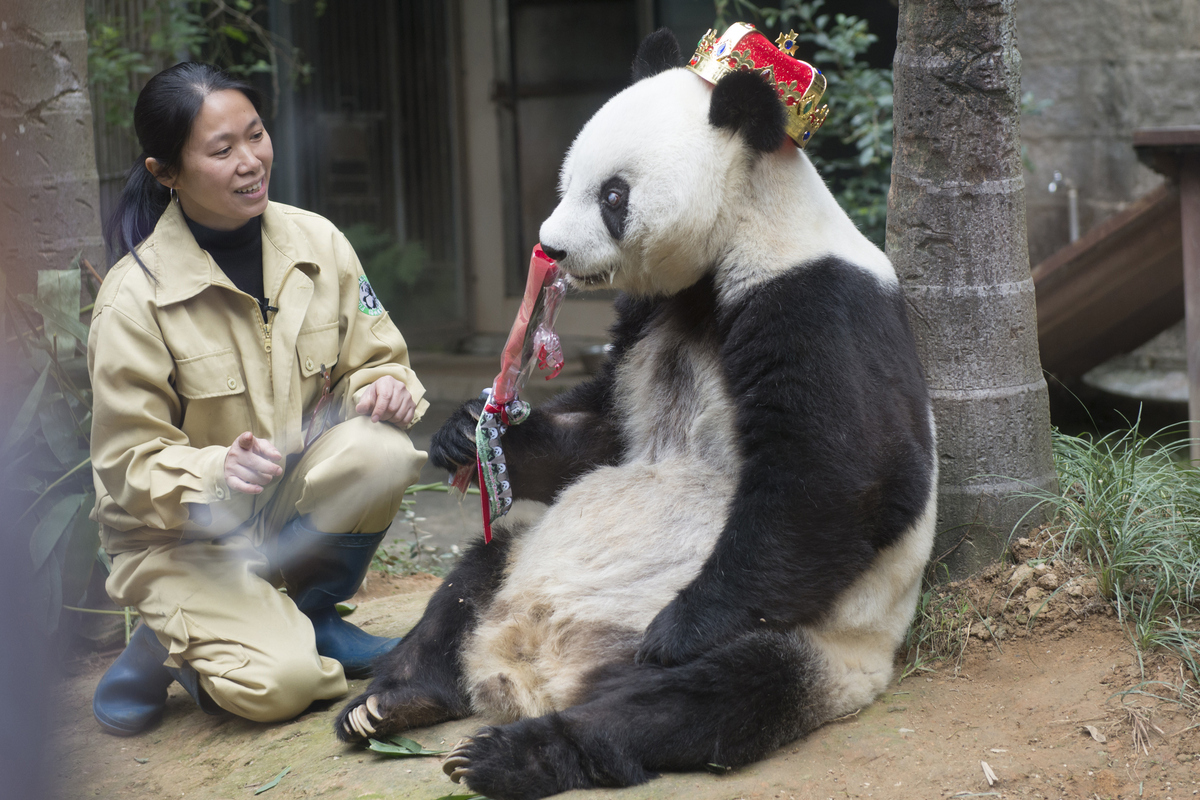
[105,416,426,722]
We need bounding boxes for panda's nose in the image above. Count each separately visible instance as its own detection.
[541,244,567,262]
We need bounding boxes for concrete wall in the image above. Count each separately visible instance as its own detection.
[1020,0,1200,268]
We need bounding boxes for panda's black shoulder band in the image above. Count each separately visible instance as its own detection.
[632,28,683,82]
[709,69,788,153]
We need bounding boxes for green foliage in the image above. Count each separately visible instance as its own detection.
[87,1,309,127]
[1019,425,1200,680]
[366,734,447,757]
[370,483,478,578]
[712,0,893,246]
[343,223,430,311]
[2,263,102,635]
[901,574,973,680]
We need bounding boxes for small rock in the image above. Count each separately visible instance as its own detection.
[1037,572,1061,590]
[1033,562,1049,575]
[1010,564,1035,589]
[974,626,992,641]
[1025,586,1046,601]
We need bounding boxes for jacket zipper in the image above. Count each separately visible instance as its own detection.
[262,313,273,354]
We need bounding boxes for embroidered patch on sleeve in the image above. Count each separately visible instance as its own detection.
[358,275,384,316]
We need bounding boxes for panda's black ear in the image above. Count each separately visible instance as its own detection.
[709,70,788,153]
[632,28,682,82]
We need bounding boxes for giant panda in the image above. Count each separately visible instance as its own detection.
[334,28,936,800]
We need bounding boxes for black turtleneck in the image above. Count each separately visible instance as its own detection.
[184,213,270,320]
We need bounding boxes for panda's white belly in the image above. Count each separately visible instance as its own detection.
[464,322,740,720]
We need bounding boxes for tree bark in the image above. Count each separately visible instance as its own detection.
[887,0,1057,577]
[0,0,104,296]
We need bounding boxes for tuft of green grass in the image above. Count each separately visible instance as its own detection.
[901,577,974,681]
[1016,424,1200,684]
[372,483,479,578]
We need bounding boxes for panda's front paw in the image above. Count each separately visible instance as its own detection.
[335,692,389,742]
[429,397,486,472]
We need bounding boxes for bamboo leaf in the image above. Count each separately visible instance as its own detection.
[18,294,90,352]
[39,398,86,466]
[253,766,290,795]
[34,267,84,352]
[29,493,87,570]
[33,545,64,633]
[61,497,99,607]
[366,735,447,757]
[1,363,51,455]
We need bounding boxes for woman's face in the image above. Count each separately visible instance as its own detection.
[154,89,273,231]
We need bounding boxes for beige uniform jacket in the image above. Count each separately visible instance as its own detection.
[89,200,428,552]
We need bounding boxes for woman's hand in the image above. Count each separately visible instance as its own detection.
[356,376,416,427]
[224,431,283,494]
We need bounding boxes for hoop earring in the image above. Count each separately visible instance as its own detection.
[170,187,178,203]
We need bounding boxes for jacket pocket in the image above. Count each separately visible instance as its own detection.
[174,349,246,399]
[296,322,340,378]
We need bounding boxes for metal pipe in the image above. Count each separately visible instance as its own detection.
[1048,171,1081,243]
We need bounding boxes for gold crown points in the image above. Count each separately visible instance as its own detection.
[687,23,829,148]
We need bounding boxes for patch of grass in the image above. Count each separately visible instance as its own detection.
[1016,424,1200,687]
[901,577,974,681]
[372,482,478,578]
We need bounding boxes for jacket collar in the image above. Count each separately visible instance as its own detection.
[148,200,321,307]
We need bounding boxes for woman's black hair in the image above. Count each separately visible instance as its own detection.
[104,62,265,274]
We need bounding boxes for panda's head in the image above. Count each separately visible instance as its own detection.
[539,29,793,298]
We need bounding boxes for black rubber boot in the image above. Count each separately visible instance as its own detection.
[93,624,175,736]
[275,518,401,679]
[93,625,223,735]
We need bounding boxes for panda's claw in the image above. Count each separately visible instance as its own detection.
[354,705,377,735]
[443,739,474,782]
[365,694,381,720]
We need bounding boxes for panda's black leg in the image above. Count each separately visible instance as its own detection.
[334,534,512,742]
[442,630,830,800]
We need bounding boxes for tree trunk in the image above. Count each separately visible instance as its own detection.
[887,0,1057,577]
[0,0,104,297]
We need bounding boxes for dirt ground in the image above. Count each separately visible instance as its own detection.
[50,563,1200,800]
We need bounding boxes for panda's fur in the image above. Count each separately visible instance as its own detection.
[335,29,936,800]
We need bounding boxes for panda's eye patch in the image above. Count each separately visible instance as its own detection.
[598,176,631,240]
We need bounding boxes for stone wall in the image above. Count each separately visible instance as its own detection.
[1019,0,1200,268]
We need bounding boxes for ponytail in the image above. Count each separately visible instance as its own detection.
[104,154,172,274]
[101,62,264,276]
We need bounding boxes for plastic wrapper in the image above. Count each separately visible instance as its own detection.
[451,245,568,540]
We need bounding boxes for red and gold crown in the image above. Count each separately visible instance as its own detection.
[686,22,829,148]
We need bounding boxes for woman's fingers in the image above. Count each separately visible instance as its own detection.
[371,380,395,422]
[252,436,283,463]
[226,474,264,494]
[228,461,276,487]
[358,377,416,425]
[225,431,281,494]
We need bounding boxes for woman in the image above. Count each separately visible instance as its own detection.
[89,62,427,735]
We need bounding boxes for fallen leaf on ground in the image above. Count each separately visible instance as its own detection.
[1083,724,1107,743]
[253,766,290,795]
[366,735,447,757]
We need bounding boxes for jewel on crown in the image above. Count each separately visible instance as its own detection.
[685,22,829,149]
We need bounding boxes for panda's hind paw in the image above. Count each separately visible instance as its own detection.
[439,722,584,800]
